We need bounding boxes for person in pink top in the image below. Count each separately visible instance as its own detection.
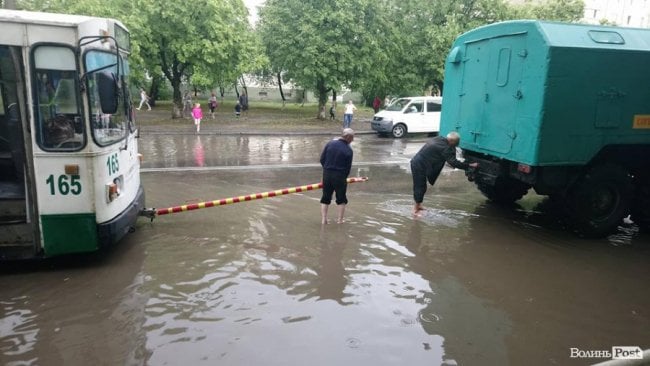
[192,103,203,133]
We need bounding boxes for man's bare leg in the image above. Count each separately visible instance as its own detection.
[413,202,424,215]
[321,204,329,225]
[336,204,346,224]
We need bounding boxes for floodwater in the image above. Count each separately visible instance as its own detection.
[1,134,649,366]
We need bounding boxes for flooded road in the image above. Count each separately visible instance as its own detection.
[2,134,649,366]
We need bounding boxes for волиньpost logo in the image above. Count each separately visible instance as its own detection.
[569,346,644,361]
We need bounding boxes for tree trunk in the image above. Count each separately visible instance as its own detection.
[148,74,161,107]
[277,72,286,108]
[315,78,328,120]
[159,47,185,118]
[240,75,248,96]
[3,0,16,9]
[332,89,337,109]
[435,80,444,96]
[234,83,240,99]
[171,76,182,118]
[219,85,225,99]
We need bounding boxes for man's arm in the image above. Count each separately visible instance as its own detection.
[443,147,469,170]
[320,143,328,167]
[345,150,353,177]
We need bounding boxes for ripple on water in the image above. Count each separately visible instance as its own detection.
[378,199,477,227]
[0,298,39,361]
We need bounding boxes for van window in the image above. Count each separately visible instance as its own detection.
[406,101,423,113]
[386,98,411,111]
[427,102,441,112]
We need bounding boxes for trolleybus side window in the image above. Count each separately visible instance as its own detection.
[85,50,129,146]
[33,46,84,151]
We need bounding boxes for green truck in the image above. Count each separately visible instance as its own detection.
[441,20,650,237]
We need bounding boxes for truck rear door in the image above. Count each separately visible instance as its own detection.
[459,33,527,155]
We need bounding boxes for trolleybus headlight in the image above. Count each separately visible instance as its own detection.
[106,176,124,203]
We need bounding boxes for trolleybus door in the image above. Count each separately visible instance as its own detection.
[0,45,38,259]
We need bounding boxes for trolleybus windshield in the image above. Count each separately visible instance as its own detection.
[85,50,131,146]
[33,45,84,151]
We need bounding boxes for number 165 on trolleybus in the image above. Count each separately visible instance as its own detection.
[0,10,145,260]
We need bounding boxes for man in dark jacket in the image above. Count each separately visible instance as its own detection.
[320,128,355,224]
[411,132,478,215]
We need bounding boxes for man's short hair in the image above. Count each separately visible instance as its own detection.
[342,128,355,138]
[446,131,461,141]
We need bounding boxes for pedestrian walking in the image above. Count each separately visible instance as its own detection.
[239,91,249,117]
[373,96,381,113]
[137,88,151,111]
[410,132,478,215]
[320,128,355,224]
[192,103,203,133]
[234,102,242,118]
[208,92,218,119]
[183,91,193,117]
[329,103,336,120]
[343,100,357,128]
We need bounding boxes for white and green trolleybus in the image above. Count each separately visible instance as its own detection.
[0,10,144,259]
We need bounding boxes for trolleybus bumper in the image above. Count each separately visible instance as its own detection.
[97,185,145,247]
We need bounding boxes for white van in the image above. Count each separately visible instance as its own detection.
[371,96,442,138]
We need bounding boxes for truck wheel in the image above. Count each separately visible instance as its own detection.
[476,177,530,204]
[566,164,633,238]
[631,176,650,232]
[391,124,406,138]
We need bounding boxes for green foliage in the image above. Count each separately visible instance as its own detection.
[14,0,585,117]
[260,0,584,106]
[259,0,389,117]
[509,0,585,22]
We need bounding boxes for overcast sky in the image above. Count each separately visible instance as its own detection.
[244,0,265,25]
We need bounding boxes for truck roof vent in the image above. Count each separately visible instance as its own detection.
[588,30,625,45]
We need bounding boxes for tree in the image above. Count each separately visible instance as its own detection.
[364,0,584,98]
[133,0,252,118]
[509,0,584,21]
[259,0,386,119]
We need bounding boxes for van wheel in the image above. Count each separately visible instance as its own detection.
[631,175,650,232]
[565,164,633,238]
[476,177,530,204]
[391,124,406,138]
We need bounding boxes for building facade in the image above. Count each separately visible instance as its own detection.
[582,0,650,27]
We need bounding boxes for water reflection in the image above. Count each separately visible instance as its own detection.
[317,225,348,304]
[138,134,430,169]
[0,240,148,365]
[193,136,205,167]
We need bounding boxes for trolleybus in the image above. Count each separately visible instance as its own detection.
[0,10,144,259]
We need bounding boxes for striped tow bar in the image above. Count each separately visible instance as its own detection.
[140,177,369,219]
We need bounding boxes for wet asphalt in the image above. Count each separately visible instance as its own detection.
[1,133,649,366]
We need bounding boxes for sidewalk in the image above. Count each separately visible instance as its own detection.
[135,101,376,136]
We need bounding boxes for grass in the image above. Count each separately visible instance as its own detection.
[135,100,376,133]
